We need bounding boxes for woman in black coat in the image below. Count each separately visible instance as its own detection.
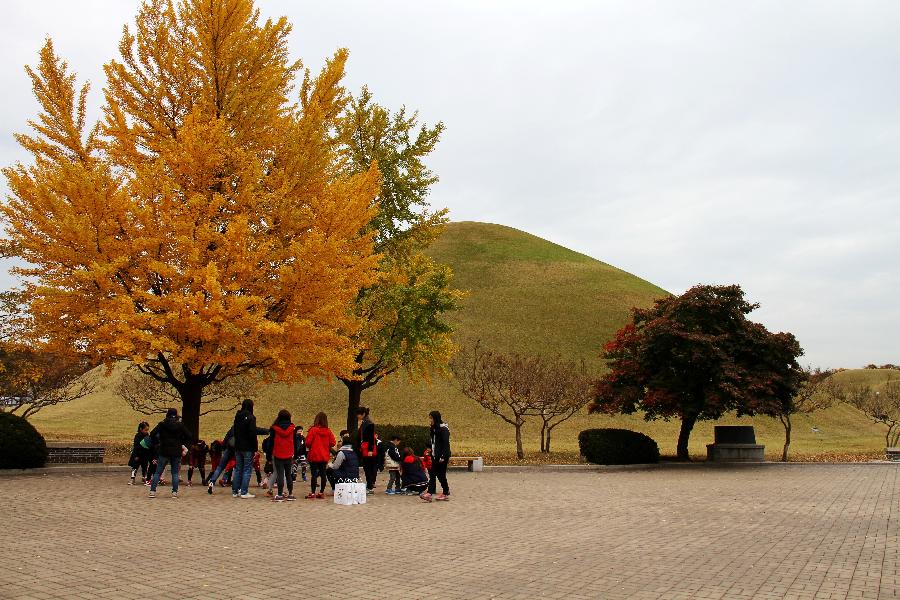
[422,410,451,502]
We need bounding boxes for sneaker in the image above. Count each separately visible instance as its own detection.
[316,492,324,499]
[148,491,157,498]
[286,495,296,501]
[305,493,316,500]
[436,494,449,501]
[266,489,274,497]
[239,493,256,499]
[172,491,178,499]
[187,481,193,487]
[128,480,134,486]
[232,493,240,498]
[273,495,284,502]
[420,493,433,503]
[144,481,151,486]
[207,483,214,495]
[366,489,374,496]
[385,489,395,495]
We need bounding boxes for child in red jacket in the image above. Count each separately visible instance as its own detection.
[267,409,297,501]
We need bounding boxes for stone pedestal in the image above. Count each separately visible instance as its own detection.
[706,443,765,462]
[705,426,765,462]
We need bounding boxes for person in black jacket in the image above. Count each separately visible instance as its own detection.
[231,399,269,498]
[148,408,193,498]
[421,410,451,502]
[128,421,151,485]
[355,406,377,494]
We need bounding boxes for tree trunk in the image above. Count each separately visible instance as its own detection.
[344,379,363,434]
[514,420,524,459]
[178,382,203,440]
[545,424,553,453]
[676,413,697,461]
[781,414,792,462]
[540,420,548,453]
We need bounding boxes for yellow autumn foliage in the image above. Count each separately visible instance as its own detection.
[2,1,380,395]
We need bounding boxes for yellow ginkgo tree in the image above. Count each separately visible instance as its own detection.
[1,0,380,437]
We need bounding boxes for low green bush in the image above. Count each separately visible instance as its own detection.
[377,424,431,454]
[0,412,48,469]
[578,428,659,465]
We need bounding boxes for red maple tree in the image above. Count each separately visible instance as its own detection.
[590,284,804,460]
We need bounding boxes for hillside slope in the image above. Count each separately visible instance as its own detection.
[28,223,886,459]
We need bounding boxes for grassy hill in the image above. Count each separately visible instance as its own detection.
[27,222,890,461]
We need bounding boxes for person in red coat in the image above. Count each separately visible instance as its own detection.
[304,412,336,499]
[266,409,297,501]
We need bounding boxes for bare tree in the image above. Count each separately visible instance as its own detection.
[116,364,258,423]
[451,344,545,459]
[0,291,97,418]
[843,381,900,449]
[0,346,97,418]
[535,359,593,453]
[774,367,837,461]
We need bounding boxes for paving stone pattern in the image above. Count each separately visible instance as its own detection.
[1,464,898,599]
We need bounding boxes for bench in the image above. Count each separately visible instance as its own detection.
[448,456,483,472]
[46,442,105,464]
[886,448,900,462]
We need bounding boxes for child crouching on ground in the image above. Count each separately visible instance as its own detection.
[384,436,403,494]
[328,434,359,483]
[400,447,428,495]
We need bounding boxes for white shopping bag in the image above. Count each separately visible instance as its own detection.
[353,481,367,505]
[334,482,355,505]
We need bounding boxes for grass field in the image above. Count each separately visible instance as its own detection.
[26,222,895,462]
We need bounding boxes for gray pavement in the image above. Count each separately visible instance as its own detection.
[1,464,898,599]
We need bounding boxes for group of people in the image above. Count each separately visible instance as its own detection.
[128,399,452,503]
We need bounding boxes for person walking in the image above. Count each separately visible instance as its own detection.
[355,406,377,494]
[268,409,297,502]
[305,412,336,499]
[232,399,269,499]
[421,410,451,502]
[148,408,193,498]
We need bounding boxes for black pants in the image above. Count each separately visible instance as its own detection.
[130,456,148,480]
[274,458,293,496]
[187,465,205,484]
[362,457,377,490]
[310,461,327,494]
[428,460,449,495]
[146,459,157,482]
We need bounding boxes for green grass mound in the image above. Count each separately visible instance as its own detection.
[24,225,892,460]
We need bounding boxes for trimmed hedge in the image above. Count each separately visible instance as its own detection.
[0,412,48,469]
[578,428,659,465]
[377,424,431,454]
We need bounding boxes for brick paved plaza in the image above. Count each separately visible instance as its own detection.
[1,464,898,600]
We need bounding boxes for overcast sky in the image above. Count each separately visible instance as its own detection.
[1,1,898,369]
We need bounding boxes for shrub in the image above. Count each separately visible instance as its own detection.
[578,428,659,465]
[0,412,48,469]
[377,424,431,454]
